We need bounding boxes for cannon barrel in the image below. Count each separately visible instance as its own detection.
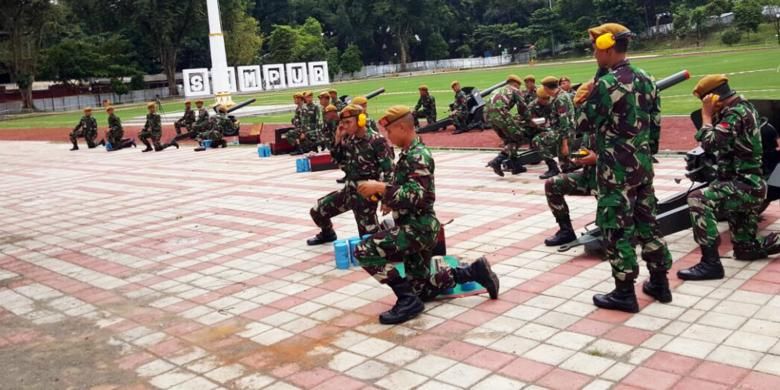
[478,80,509,98]
[656,70,690,91]
[341,88,386,104]
[213,98,256,114]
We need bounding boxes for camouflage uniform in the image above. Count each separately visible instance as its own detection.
[355,137,456,291]
[70,115,99,147]
[310,131,395,236]
[287,103,320,151]
[545,131,598,220]
[577,59,672,281]
[320,117,339,150]
[523,88,538,106]
[534,91,575,160]
[198,112,231,145]
[366,118,380,135]
[413,95,437,127]
[689,97,777,254]
[175,106,196,135]
[486,85,530,160]
[105,113,134,150]
[139,112,164,150]
[451,90,469,130]
[193,107,210,134]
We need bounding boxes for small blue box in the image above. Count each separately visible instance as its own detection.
[347,236,362,266]
[202,140,213,149]
[105,142,113,151]
[334,240,351,269]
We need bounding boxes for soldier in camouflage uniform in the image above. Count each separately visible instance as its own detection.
[320,104,339,151]
[560,76,576,99]
[413,85,437,128]
[288,92,320,154]
[329,89,346,112]
[351,96,380,135]
[522,75,538,105]
[450,81,470,134]
[544,80,600,247]
[354,105,499,325]
[535,76,576,179]
[139,102,179,152]
[104,106,135,151]
[194,105,232,151]
[305,104,395,246]
[678,75,780,281]
[192,100,210,135]
[578,23,673,313]
[69,107,104,150]
[485,74,531,176]
[174,100,196,136]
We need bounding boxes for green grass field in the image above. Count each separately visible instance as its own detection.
[2,47,779,129]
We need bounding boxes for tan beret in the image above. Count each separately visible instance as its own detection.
[693,74,728,99]
[328,89,338,94]
[195,99,204,104]
[293,92,303,98]
[324,104,338,113]
[559,76,571,83]
[216,104,228,113]
[536,87,550,99]
[524,75,535,82]
[541,76,559,86]
[574,80,594,107]
[83,107,93,113]
[303,90,313,97]
[146,102,156,109]
[379,105,412,127]
[419,85,429,91]
[184,100,191,105]
[588,23,631,40]
[351,96,368,105]
[450,80,460,88]
[507,74,523,85]
[318,91,330,98]
[105,106,114,112]
[339,104,364,119]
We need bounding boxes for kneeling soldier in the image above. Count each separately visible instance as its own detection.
[69,107,104,150]
[105,106,136,151]
[139,102,178,152]
[413,85,437,128]
[355,105,499,325]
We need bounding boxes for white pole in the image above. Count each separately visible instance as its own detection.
[206,0,233,107]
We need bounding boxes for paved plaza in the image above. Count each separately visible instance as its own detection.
[1,141,780,390]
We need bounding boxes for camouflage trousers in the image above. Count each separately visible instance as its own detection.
[285,128,320,151]
[197,129,223,144]
[413,109,437,127]
[689,179,767,248]
[355,215,455,291]
[310,181,380,236]
[532,130,562,160]
[174,119,193,135]
[193,121,210,134]
[489,117,526,159]
[452,111,469,130]
[106,128,124,146]
[545,168,597,219]
[70,128,99,147]
[139,129,162,148]
[597,182,672,281]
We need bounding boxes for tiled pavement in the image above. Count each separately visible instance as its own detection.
[1,141,780,390]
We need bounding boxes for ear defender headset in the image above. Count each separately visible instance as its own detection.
[358,112,367,127]
[594,31,633,50]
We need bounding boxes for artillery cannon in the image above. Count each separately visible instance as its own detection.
[417,80,509,134]
[339,88,385,105]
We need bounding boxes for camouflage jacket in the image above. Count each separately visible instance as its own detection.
[367,118,380,135]
[696,97,763,185]
[528,100,552,126]
[321,118,339,147]
[214,113,236,135]
[522,88,538,105]
[486,85,529,124]
[181,108,196,124]
[577,59,659,190]
[74,116,98,133]
[331,130,395,182]
[415,95,436,113]
[195,108,210,126]
[144,113,162,134]
[383,137,437,224]
[548,91,576,138]
[452,90,468,112]
[107,113,122,133]
[301,103,320,135]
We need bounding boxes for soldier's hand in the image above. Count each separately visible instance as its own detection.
[572,148,597,166]
[701,94,716,125]
[560,139,569,157]
[358,180,386,199]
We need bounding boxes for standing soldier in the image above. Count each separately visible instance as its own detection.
[543,81,599,247]
[536,76,576,179]
[174,100,196,136]
[354,105,499,325]
[351,96,380,135]
[413,85,437,128]
[69,107,104,150]
[677,75,780,280]
[287,92,312,155]
[192,100,210,136]
[522,75,538,105]
[329,89,346,111]
[485,74,531,176]
[528,44,537,66]
[139,102,179,152]
[305,105,395,245]
[303,91,322,149]
[104,106,136,151]
[195,104,232,151]
[578,23,672,313]
[450,81,469,134]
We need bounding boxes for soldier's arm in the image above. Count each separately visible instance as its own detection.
[431,96,436,112]
[696,111,736,154]
[73,118,84,132]
[576,78,613,137]
[383,151,432,209]
[153,115,162,132]
[554,98,574,139]
[649,87,662,154]
[415,98,423,111]
[375,138,395,183]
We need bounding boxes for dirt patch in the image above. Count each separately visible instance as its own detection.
[0,317,142,390]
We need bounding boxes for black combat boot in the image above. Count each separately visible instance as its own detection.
[153,142,164,152]
[98,139,106,147]
[451,257,500,299]
[87,140,98,149]
[141,139,153,152]
[379,279,425,325]
[486,154,506,177]
[593,278,639,313]
[544,216,576,246]
[642,271,672,303]
[290,147,305,155]
[70,140,79,151]
[306,228,337,246]
[163,140,180,150]
[336,175,347,184]
[733,241,767,261]
[677,245,724,280]
[509,159,527,175]
[539,158,561,179]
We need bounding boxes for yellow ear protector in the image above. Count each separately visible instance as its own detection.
[710,94,720,103]
[594,31,631,50]
[358,113,367,128]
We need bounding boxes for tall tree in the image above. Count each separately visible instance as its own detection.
[733,0,762,37]
[372,0,449,69]
[223,0,263,65]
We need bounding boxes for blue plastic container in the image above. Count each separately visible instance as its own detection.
[303,157,311,172]
[334,240,351,269]
[296,158,304,172]
[202,140,213,149]
[257,145,264,157]
[347,236,362,267]
[105,142,113,151]
[264,144,272,157]
[460,281,478,292]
